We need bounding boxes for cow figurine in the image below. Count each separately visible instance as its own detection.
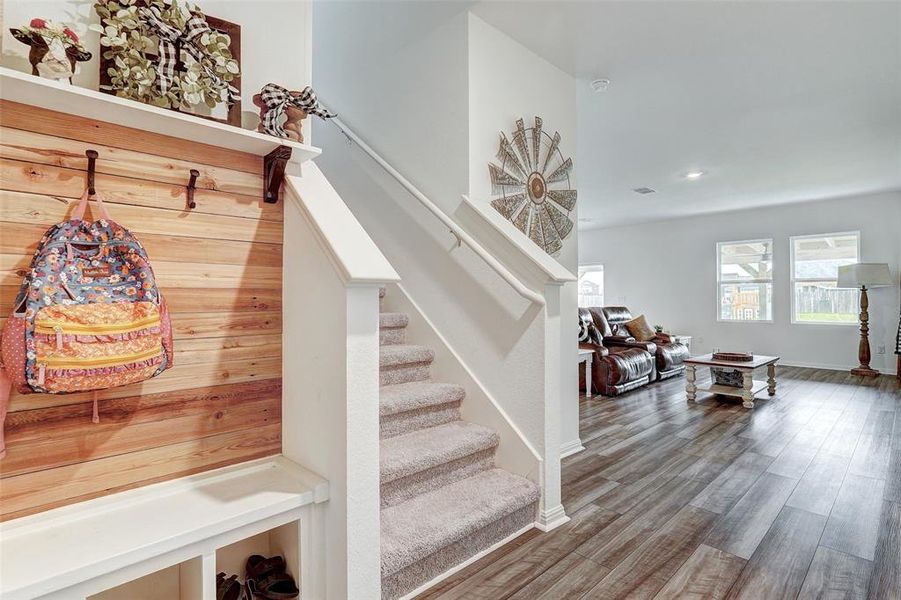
[253,83,336,143]
[10,19,91,83]
[253,92,307,143]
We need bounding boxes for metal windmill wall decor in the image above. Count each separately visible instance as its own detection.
[488,116,576,256]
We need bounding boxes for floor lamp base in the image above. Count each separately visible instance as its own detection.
[851,367,880,378]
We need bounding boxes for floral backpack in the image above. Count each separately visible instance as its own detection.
[0,191,173,457]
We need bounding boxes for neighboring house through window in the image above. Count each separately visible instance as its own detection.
[791,231,860,324]
[717,239,773,322]
[578,264,604,307]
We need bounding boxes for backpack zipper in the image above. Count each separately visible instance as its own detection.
[41,345,162,369]
[34,314,161,336]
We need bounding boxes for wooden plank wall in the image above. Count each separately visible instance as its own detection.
[0,101,282,521]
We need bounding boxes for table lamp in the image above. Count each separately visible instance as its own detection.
[837,263,893,377]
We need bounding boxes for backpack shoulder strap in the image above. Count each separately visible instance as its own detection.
[71,188,112,222]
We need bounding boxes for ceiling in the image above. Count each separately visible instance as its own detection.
[471,1,901,228]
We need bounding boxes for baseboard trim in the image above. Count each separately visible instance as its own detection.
[560,439,585,459]
[397,522,536,600]
[778,360,891,375]
[536,503,569,532]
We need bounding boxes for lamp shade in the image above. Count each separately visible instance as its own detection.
[837,263,893,288]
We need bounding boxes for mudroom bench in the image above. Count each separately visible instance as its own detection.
[0,457,328,600]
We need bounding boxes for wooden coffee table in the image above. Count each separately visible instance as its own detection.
[683,353,780,409]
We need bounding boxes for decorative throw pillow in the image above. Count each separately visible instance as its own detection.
[578,317,590,343]
[579,313,600,345]
[625,314,656,341]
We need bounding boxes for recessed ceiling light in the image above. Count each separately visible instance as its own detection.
[684,171,705,179]
[632,187,656,195]
[590,78,610,92]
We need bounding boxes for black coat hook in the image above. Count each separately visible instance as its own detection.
[186,169,199,209]
[85,149,98,195]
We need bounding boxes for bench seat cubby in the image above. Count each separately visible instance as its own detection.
[0,456,328,600]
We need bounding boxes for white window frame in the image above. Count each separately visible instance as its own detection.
[577,264,605,308]
[716,238,774,323]
[790,231,860,326]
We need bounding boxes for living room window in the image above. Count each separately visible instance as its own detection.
[717,239,773,322]
[578,264,604,307]
[790,231,860,325]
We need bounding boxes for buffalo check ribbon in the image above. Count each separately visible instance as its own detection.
[259,83,336,138]
[140,5,239,104]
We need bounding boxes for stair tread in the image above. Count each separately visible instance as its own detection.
[380,344,434,368]
[379,312,409,329]
[380,468,539,576]
[379,381,465,417]
[380,421,498,483]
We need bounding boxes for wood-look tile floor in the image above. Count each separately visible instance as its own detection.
[416,366,901,599]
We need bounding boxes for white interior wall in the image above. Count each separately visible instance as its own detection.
[466,12,581,459]
[1,0,312,137]
[313,2,542,445]
[579,191,901,373]
[312,1,471,210]
[311,2,544,443]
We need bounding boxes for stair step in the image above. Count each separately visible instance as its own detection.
[380,421,499,508]
[380,382,465,418]
[379,312,409,346]
[379,312,409,329]
[380,469,539,591]
[380,345,434,385]
[380,382,465,439]
[380,344,434,368]
[380,421,498,485]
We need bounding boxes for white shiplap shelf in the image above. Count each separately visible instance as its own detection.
[0,456,328,600]
[0,67,321,168]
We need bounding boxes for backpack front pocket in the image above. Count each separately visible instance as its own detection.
[31,302,166,393]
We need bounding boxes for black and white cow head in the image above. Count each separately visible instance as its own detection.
[10,19,92,82]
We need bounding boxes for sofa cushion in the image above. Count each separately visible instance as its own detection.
[625,314,656,342]
[606,348,654,384]
[657,342,690,371]
[601,306,633,336]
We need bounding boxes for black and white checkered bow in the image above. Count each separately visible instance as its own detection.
[141,5,240,104]
[259,83,335,138]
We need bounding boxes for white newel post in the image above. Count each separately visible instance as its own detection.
[282,167,399,599]
[537,283,569,531]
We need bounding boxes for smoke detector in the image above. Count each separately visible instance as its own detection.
[632,187,656,195]
[590,78,611,92]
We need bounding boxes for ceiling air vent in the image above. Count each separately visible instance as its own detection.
[632,187,656,195]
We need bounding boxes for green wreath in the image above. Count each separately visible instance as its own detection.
[91,0,240,110]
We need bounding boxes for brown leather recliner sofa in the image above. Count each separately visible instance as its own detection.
[596,306,690,381]
[579,308,655,396]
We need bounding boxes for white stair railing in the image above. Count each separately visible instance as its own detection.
[328,116,546,306]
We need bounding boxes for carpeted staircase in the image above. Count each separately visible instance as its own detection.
[378,288,540,599]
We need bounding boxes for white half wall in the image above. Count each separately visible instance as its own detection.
[579,191,901,373]
[283,169,399,599]
[467,14,580,459]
